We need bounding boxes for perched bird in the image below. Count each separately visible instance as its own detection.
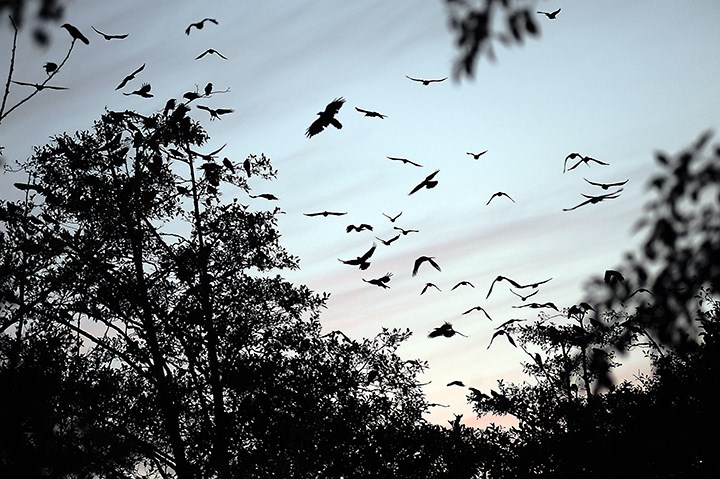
[195,48,228,60]
[537,8,561,19]
[428,322,467,338]
[11,80,67,91]
[91,26,128,40]
[43,62,57,74]
[510,289,539,301]
[183,91,203,102]
[447,380,466,387]
[562,190,622,211]
[196,105,234,120]
[346,223,373,233]
[355,107,387,118]
[204,83,213,96]
[123,83,153,98]
[452,281,474,290]
[375,234,400,246]
[61,23,89,44]
[243,158,251,177]
[584,178,629,190]
[304,211,347,217]
[249,193,278,201]
[185,18,218,35]
[306,97,345,138]
[222,157,235,172]
[339,242,376,270]
[567,302,595,318]
[487,330,516,349]
[363,272,392,289]
[467,150,488,159]
[409,169,440,195]
[406,75,447,85]
[163,98,177,116]
[513,302,559,312]
[383,211,402,222]
[486,275,552,299]
[115,64,145,90]
[393,226,419,235]
[412,255,441,276]
[486,191,515,205]
[462,306,492,321]
[387,156,423,167]
[421,283,442,295]
[604,269,625,286]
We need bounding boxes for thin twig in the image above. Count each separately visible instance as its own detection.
[0,15,19,122]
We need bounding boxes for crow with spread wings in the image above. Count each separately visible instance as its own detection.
[306,97,345,138]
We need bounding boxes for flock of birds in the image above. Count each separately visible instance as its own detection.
[16,8,642,420]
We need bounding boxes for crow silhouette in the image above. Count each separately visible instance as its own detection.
[183,91,203,102]
[196,105,234,120]
[222,157,235,172]
[249,193,278,201]
[486,275,552,299]
[447,380,465,387]
[306,97,345,138]
[510,289,539,301]
[428,322,467,338]
[375,234,400,246]
[387,156,423,167]
[91,26,128,40]
[462,306,492,321]
[123,83,153,98]
[563,190,622,211]
[393,226,419,235]
[304,211,347,217]
[355,107,387,118]
[61,23,89,44]
[409,169,440,195]
[115,64,145,90]
[566,154,610,172]
[452,281,474,290]
[363,272,392,289]
[11,80,67,91]
[467,150,488,159]
[43,62,57,74]
[486,191,515,205]
[604,269,625,286]
[537,8,561,19]
[421,283,441,295]
[412,256,441,276]
[243,158,251,177]
[185,18,218,35]
[163,98,177,116]
[195,48,228,60]
[563,152,585,173]
[487,330,516,349]
[513,302,559,312]
[406,75,447,85]
[628,287,653,298]
[346,223,373,233]
[383,211,402,222]
[188,143,227,162]
[339,242,376,270]
[583,178,629,190]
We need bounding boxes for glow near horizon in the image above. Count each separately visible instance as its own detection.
[1,1,719,428]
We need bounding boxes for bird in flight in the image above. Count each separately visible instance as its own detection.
[363,272,392,289]
[447,380,466,387]
[513,302,559,312]
[306,97,345,138]
[584,178,629,190]
[195,48,228,60]
[123,83,153,98]
[346,223,373,233]
[467,150,488,160]
[406,75,448,86]
[387,156,422,167]
[537,8,561,19]
[486,191,515,205]
[11,80,67,91]
[487,330,516,349]
[412,255,441,276]
[115,64,145,90]
[304,211,347,217]
[462,306,492,321]
[189,143,227,162]
[486,275,552,299]
[382,211,402,222]
[91,26,128,40]
[565,154,610,172]
[393,226,419,236]
[628,287,653,298]
[185,18,218,35]
[375,234,400,246]
[421,283,442,295]
[452,281,474,290]
[604,269,625,286]
[339,242,376,270]
[428,322,467,338]
[61,23,89,45]
[562,190,622,211]
[249,193,278,201]
[409,169,440,195]
[510,289,539,301]
[196,105,234,121]
[355,107,387,119]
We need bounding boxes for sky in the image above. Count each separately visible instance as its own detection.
[1,0,720,428]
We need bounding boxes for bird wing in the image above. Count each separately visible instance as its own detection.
[425,169,440,181]
[355,107,369,114]
[408,180,426,196]
[406,75,423,82]
[563,198,593,211]
[427,257,441,272]
[305,117,327,138]
[359,243,377,262]
[195,50,209,59]
[324,97,346,115]
[196,105,212,112]
[411,257,424,276]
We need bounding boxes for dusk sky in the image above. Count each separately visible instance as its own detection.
[2,1,719,427]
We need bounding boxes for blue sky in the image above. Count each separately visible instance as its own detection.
[2,1,719,427]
